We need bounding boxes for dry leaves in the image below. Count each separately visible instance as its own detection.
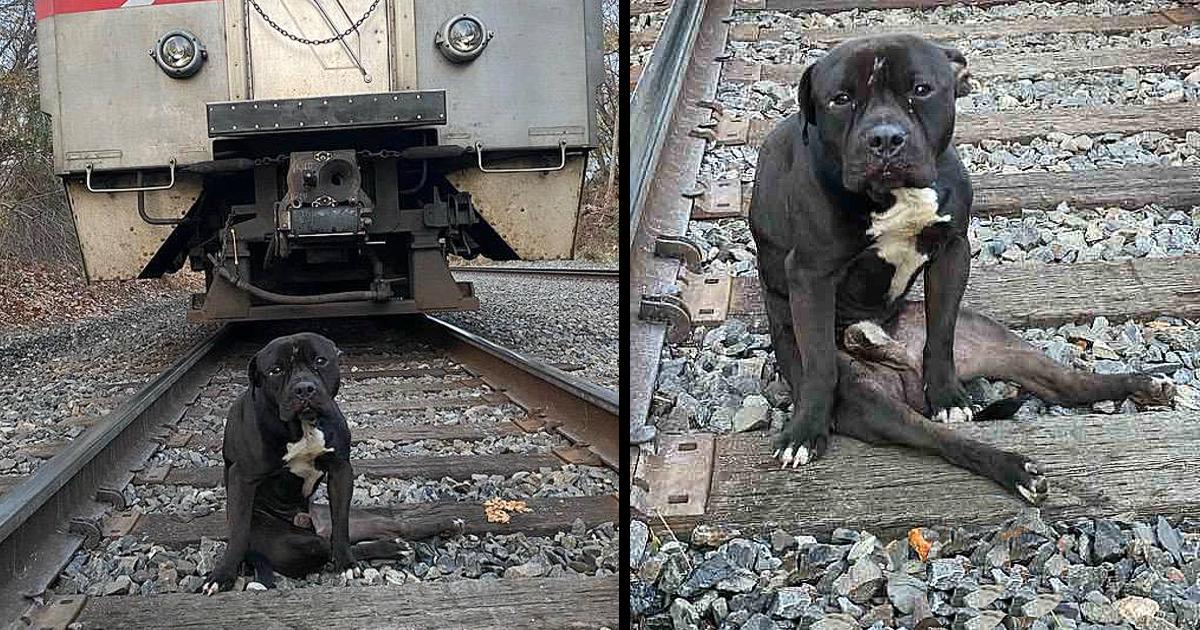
[483,498,532,524]
[908,527,932,561]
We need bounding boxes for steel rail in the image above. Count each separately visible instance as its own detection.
[424,316,620,469]
[447,265,618,279]
[629,0,734,438]
[0,325,231,623]
[628,0,707,242]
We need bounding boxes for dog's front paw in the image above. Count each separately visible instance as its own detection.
[771,414,829,469]
[1131,374,1175,408]
[201,566,237,596]
[332,545,356,575]
[925,378,973,423]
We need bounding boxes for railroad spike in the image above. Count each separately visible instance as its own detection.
[653,235,704,274]
[638,293,692,345]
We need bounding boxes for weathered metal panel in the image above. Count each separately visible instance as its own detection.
[67,177,203,281]
[414,0,598,149]
[205,90,446,135]
[446,157,584,260]
[243,0,397,98]
[42,2,230,172]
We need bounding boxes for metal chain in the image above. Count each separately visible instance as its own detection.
[247,0,380,46]
[251,149,404,166]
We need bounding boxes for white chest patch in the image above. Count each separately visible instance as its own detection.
[283,422,334,497]
[867,187,948,300]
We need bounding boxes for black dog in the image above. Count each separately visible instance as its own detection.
[748,34,1173,503]
[202,332,405,593]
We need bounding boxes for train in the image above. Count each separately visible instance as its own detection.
[36,0,602,321]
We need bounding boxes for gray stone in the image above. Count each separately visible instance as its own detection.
[962,584,1005,610]
[739,613,775,630]
[630,520,649,570]
[670,597,701,629]
[721,538,759,570]
[1081,601,1122,625]
[886,572,929,614]
[1091,519,1126,563]
[103,575,133,596]
[833,556,884,604]
[732,405,770,433]
[810,613,858,630]
[1020,593,1062,618]
[769,586,814,619]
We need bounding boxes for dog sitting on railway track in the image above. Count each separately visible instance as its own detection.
[202,332,406,594]
[748,34,1175,504]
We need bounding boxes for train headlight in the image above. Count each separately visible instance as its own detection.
[435,14,492,63]
[151,30,206,79]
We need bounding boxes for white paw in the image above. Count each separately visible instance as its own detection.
[775,445,810,469]
[933,406,973,423]
[1016,461,1049,505]
[342,568,356,580]
[202,581,220,596]
[246,581,267,591]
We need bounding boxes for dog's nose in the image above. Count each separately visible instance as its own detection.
[866,123,907,157]
[292,381,318,400]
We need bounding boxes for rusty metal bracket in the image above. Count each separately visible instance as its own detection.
[68,517,102,547]
[102,511,142,538]
[679,270,733,326]
[693,178,744,220]
[633,434,716,521]
[20,595,87,630]
[94,487,127,510]
[654,235,704,273]
[638,294,692,344]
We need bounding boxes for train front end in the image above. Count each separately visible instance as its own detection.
[37,0,602,321]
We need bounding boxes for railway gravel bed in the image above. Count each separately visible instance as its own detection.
[734,0,1181,32]
[442,273,619,389]
[629,510,1200,630]
[60,521,618,597]
[0,295,214,476]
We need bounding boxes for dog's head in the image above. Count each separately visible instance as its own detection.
[247,332,342,423]
[798,34,970,200]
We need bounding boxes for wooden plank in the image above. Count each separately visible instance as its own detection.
[178,422,523,454]
[156,453,567,487]
[955,103,1200,145]
[750,103,1200,148]
[782,10,1200,45]
[73,576,618,630]
[741,45,1200,84]
[973,165,1200,217]
[682,411,1200,541]
[132,496,618,547]
[729,256,1200,331]
[729,23,761,42]
[340,394,504,413]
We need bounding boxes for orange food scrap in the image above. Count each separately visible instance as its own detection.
[484,498,532,524]
[908,528,931,561]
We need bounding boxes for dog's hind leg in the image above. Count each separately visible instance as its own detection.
[833,353,1049,504]
[888,303,1175,409]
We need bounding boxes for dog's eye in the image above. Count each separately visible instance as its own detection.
[267,366,284,377]
[913,83,933,97]
[314,357,328,367]
[831,92,852,106]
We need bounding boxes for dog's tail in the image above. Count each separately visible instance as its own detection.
[973,394,1033,421]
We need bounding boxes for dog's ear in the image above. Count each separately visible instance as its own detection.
[247,354,260,391]
[941,46,971,98]
[797,62,816,144]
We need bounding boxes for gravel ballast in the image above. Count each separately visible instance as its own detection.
[630,511,1200,630]
[443,272,619,389]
